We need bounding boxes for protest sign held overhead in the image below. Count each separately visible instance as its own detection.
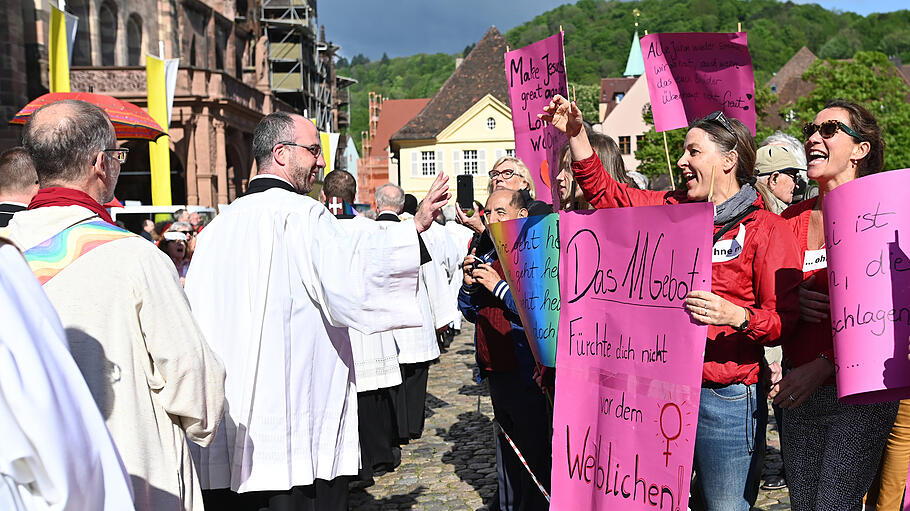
[823,169,910,404]
[505,32,569,206]
[641,32,756,134]
[488,213,560,367]
[551,203,712,510]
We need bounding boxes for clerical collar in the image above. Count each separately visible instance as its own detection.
[245,174,297,196]
[376,211,401,222]
[0,201,28,208]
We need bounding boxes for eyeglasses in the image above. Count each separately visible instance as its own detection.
[176,230,196,237]
[704,111,737,138]
[489,168,516,179]
[103,148,129,164]
[803,120,866,142]
[277,142,322,157]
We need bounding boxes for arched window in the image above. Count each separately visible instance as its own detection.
[127,15,142,65]
[69,0,92,65]
[99,2,118,66]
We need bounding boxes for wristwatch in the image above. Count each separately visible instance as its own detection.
[734,307,751,332]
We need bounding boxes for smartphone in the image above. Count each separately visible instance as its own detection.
[457,174,474,211]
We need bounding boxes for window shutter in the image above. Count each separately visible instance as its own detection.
[452,150,461,175]
[495,149,503,162]
[436,151,443,175]
[478,149,486,174]
[411,151,420,177]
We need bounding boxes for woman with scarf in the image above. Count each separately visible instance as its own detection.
[540,95,802,511]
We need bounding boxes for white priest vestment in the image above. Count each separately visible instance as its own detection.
[5,206,226,511]
[421,222,461,330]
[339,216,402,392]
[183,183,423,493]
[0,239,134,511]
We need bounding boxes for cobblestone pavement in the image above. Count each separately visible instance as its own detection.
[350,324,792,510]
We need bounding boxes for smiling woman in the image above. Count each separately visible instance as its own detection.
[775,99,898,510]
[540,93,803,510]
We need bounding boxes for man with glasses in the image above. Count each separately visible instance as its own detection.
[754,145,806,214]
[4,99,226,511]
[185,112,450,510]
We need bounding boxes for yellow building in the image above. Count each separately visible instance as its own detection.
[390,28,514,206]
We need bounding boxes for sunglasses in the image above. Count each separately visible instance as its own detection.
[277,142,322,157]
[704,111,737,138]
[488,168,516,179]
[103,148,130,164]
[802,120,866,142]
[176,230,196,237]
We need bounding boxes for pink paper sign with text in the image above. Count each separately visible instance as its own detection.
[641,32,756,134]
[551,203,712,510]
[823,169,910,404]
[505,32,568,206]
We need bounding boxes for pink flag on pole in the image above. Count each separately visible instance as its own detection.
[822,168,910,404]
[505,32,569,206]
[551,203,712,510]
[641,32,756,134]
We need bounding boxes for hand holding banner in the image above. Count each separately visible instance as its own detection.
[551,203,712,510]
[641,32,756,134]
[823,169,910,403]
[505,33,569,206]
[488,213,560,367]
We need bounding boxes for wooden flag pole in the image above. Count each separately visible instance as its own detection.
[708,165,716,202]
[737,21,742,32]
[662,132,676,188]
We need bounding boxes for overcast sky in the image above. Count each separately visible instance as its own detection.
[318,0,907,60]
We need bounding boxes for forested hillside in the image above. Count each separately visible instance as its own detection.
[337,0,910,152]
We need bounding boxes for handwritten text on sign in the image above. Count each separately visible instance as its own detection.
[641,32,756,134]
[488,213,560,367]
[505,32,568,206]
[823,169,910,404]
[550,204,712,511]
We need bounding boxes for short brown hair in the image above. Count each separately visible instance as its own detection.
[824,99,884,176]
[0,147,38,195]
[323,170,356,203]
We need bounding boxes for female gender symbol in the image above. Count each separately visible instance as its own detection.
[659,402,682,467]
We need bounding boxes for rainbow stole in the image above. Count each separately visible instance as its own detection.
[24,220,136,285]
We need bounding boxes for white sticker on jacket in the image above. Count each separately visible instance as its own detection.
[712,224,746,263]
[803,248,827,272]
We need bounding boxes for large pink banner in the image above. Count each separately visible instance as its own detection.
[823,169,910,404]
[641,32,756,134]
[551,204,712,510]
[505,32,568,206]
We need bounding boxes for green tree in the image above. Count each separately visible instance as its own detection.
[634,105,687,183]
[784,51,910,173]
[569,82,600,123]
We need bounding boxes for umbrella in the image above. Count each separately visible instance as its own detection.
[9,92,166,140]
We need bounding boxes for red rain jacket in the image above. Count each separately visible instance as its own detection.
[572,153,802,385]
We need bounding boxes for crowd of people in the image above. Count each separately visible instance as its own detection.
[0,90,906,511]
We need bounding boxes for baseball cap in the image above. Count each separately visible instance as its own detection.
[755,145,806,176]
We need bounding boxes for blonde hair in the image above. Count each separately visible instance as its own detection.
[487,156,535,199]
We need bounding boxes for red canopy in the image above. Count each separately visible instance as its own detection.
[9,92,166,140]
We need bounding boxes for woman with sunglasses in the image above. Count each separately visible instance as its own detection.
[770,99,898,509]
[541,94,802,511]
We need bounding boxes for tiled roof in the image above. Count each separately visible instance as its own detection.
[766,47,818,129]
[600,77,638,119]
[392,27,510,141]
[370,98,430,158]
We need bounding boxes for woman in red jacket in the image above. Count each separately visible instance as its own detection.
[541,95,802,511]
[771,100,899,510]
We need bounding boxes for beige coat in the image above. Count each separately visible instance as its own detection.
[6,206,225,511]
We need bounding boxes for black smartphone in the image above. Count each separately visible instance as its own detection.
[456,174,474,211]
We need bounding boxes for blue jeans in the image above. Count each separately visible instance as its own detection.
[692,383,767,511]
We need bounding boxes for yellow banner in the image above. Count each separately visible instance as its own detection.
[319,131,332,172]
[49,6,70,93]
[146,55,172,206]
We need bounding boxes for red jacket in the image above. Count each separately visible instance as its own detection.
[781,198,835,383]
[573,153,802,385]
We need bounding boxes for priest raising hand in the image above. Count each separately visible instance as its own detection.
[414,171,451,233]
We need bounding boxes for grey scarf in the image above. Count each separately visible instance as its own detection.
[714,183,757,225]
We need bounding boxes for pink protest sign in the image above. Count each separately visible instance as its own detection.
[641,32,756,134]
[822,169,910,404]
[551,203,712,510]
[488,213,560,367]
[505,32,568,206]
